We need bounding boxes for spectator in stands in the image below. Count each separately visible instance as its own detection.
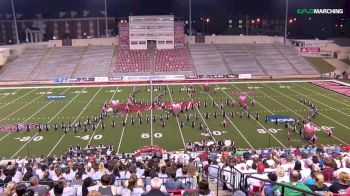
[187,163,198,189]
[57,177,76,196]
[197,179,214,196]
[207,160,219,182]
[3,181,16,196]
[261,172,277,196]
[63,166,75,182]
[158,166,167,179]
[39,171,54,190]
[275,166,289,183]
[306,173,330,195]
[15,183,27,196]
[165,168,186,190]
[82,177,95,196]
[87,190,101,196]
[142,177,169,196]
[54,183,64,196]
[128,174,145,195]
[329,171,350,194]
[247,164,268,191]
[27,176,50,195]
[90,174,119,195]
[322,158,335,183]
[71,172,84,186]
[272,170,312,195]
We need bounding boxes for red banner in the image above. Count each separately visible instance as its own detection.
[299,47,320,54]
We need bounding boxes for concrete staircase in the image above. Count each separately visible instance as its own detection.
[27,48,53,80]
[148,42,156,75]
[209,181,233,196]
[70,46,89,78]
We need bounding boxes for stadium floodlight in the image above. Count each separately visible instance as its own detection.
[284,0,289,45]
[189,0,192,36]
[11,0,20,44]
[104,0,108,38]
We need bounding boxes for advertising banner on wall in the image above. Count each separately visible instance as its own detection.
[299,47,320,54]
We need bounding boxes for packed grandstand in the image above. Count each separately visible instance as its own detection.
[0,2,349,195]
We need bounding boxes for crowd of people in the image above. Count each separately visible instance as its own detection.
[0,143,349,196]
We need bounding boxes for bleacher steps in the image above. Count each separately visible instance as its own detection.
[108,46,118,77]
[186,45,198,75]
[70,46,89,78]
[27,48,53,80]
[273,44,302,75]
[214,44,233,75]
[243,45,269,76]
[148,43,156,75]
[209,181,232,196]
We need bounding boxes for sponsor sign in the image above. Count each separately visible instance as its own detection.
[47,95,67,100]
[297,9,343,15]
[266,115,295,124]
[299,47,320,54]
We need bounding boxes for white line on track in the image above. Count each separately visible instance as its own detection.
[167,85,186,148]
[0,89,36,110]
[88,86,120,144]
[294,83,350,108]
[182,85,217,143]
[263,84,350,130]
[0,132,11,142]
[252,84,346,144]
[199,85,252,148]
[116,114,129,154]
[47,87,103,156]
[150,83,153,146]
[10,88,74,158]
[226,84,286,148]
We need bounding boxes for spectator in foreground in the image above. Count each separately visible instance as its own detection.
[165,168,186,191]
[54,183,64,196]
[306,173,329,195]
[261,172,278,196]
[27,176,50,195]
[3,181,16,196]
[272,170,312,196]
[197,179,214,196]
[329,171,350,194]
[142,177,169,196]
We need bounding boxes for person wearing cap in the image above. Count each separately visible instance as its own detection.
[247,164,268,191]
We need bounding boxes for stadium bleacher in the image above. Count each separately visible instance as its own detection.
[189,44,230,76]
[155,47,192,74]
[28,47,85,80]
[112,49,150,74]
[72,46,115,78]
[0,47,48,81]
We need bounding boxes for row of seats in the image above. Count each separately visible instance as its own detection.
[155,48,192,72]
[0,47,47,81]
[113,49,150,73]
[72,46,115,78]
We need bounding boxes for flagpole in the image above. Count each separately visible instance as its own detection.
[11,0,20,44]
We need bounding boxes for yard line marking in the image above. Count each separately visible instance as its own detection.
[0,89,20,101]
[88,86,120,145]
[0,89,36,110]
[199,85,252,148]
[227,84,286,148]
[47,87,103,156]
[116,114,129,154]
[0,132,11,142]
[167,85,186,148]
[289,85,350,117]
[183,85,217,143]
[150,84,153,146]
[0,88,56,122]
[294,83,350,108]
[252,84,346,144]
[10,87,74,159]
[263,84,350,130]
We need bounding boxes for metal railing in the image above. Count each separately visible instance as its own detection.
[205,165,321,196]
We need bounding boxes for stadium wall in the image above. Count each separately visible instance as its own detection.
[71,38,118,46]
[0,48,10,66]
[203,35,284,44]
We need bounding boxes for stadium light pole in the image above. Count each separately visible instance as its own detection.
[189,0,192,36]
[284,0,289,45]
[11,0,20,44]
[104,0,109,38]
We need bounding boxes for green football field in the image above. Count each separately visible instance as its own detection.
[0,80,349,159]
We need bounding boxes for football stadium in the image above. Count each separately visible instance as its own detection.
[0,0,349,195]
